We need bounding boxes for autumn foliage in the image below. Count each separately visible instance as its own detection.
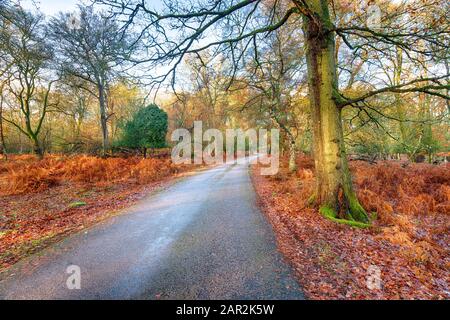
[0,154,194,269]
[0,154,187,195]
[253,155,449,299]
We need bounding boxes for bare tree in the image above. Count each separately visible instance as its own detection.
[0,6,56,158]
[234,13,306,172]
[0,0,14,158]
[48,6,135,157]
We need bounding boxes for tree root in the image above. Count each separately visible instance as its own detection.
[346,196,370,223]
[320,206,371,229]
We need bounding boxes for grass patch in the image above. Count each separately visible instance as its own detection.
[68,201,87,208]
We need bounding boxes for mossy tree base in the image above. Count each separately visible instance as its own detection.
[346,196,370,223]
[320,206,371,229]
[337,190,370,223]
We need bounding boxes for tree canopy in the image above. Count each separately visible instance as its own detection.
[0,0,448,223]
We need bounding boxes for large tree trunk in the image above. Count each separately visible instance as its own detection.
[31,134,43,159]
[23,109,44,159]
[98,84,109,157]
[303,0,368,223]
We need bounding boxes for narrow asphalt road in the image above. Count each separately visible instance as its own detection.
[0,161,303,300]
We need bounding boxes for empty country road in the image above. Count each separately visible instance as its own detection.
[0,161,304,300]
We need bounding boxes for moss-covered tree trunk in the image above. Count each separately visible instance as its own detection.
[288,134,297,173]
[23,106,44,159]
[303,0,368,223]
[31,135,43,159]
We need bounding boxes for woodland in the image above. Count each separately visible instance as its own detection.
[0,0,448,299]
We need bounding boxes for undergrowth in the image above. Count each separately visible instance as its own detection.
[0,155,189,195]
[268,154,449,264]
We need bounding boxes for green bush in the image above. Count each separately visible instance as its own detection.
[119,104,168,157]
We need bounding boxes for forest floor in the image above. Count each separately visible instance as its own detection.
[1,154,448,299]
[0,154,202,271]
[251,155,449,299]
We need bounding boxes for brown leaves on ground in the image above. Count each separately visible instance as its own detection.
[251,155,449,300]
[0,154,196,271]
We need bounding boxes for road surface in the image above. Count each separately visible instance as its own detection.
[0,161,303,300]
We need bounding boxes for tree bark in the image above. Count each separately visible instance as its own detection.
[303,0,368,223]
[23,111,44,159]
[31,134,43,159]
[445,58,450,114]
[0,87,6,159]
[419,57,433,163]
[394,47,408,148]
[98,83,109,157]
[288,135,297,173]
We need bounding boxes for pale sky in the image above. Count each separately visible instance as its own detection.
[19,0,164,16]
[20,0,83,16]
[19,0,409,17]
